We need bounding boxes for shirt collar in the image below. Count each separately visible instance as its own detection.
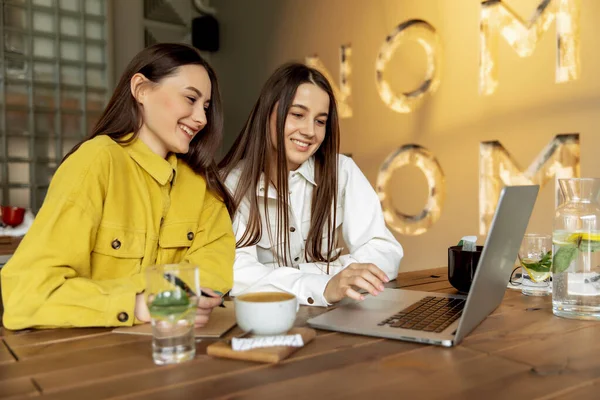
[256,157,317,198]
[294,157,317,186]
[257,175,277,199]
[125,135,178,186]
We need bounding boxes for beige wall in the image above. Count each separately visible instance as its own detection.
[210,0,600,271]
[111,0,144,80]
[110,0,202,79]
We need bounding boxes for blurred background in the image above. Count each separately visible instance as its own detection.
[2,0,600,271]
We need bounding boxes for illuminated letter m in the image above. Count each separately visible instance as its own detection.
[480,0,581,96]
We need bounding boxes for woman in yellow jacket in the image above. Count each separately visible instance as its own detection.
[1,43,235,330]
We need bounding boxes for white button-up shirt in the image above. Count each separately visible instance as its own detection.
[225,155,403,306]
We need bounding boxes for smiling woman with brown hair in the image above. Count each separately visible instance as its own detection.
[1,43,234,330]
[220,63,403,307]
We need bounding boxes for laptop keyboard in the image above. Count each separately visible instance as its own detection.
[378,296,465,333]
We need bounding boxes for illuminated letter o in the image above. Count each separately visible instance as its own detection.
[376,144,445,236]
[375,19,442,113]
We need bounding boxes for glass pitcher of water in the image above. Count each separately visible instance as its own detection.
[553,178,600,320]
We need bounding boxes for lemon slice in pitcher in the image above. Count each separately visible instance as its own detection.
[562,233,600,252]
[566,233,600,243]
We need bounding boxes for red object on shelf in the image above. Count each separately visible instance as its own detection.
[1,206,25,227]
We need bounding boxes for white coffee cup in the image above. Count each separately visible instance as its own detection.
[234,291,298,336]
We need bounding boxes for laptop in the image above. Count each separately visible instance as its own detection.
[307,185,539,347]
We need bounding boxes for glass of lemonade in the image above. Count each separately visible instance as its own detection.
[145,263,200,365]
[518,234,552,296]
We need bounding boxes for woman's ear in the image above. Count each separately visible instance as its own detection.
[130,73,150,104]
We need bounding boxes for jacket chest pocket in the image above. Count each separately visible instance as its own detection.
[91,226,146,279]
[254,231,286,266]
[299,205,345,261]
[301,205,344,241]
[159,222,198,250]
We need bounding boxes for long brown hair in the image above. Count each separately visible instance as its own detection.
[220,63,340,268]
[63,43,233,215]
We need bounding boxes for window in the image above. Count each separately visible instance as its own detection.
[1,0,109,211]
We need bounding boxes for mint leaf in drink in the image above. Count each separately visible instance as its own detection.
[553,246,578,273]
[152,290,190,307]
[149,290,192,319]
[521,250,552,272]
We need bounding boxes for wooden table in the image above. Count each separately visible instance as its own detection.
[1,268,599,399]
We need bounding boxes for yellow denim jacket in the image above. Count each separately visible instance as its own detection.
[1,135,234,329]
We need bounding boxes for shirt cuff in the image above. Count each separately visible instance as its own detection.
[297,273,334,307]
[106,290,137,326]
[105,274,145,327]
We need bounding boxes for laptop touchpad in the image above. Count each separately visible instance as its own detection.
[343,296,399,311]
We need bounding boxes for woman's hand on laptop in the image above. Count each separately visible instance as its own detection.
[324,263,389,303]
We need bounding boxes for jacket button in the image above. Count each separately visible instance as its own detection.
[290,227,296,233]
[111,239,121,250]
[294,257,299,262]
[187,232,194,241]
[307,297,314,305]
[117,312,129,322]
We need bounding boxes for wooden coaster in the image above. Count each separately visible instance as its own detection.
[206,327,316,363]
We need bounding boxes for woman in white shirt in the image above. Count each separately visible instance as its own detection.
[220,63,403,306]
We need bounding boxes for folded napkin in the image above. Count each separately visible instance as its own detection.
[0,210,34,237]
[458,235,478,251]
[232,334,304,351]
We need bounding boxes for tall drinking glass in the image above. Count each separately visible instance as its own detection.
[145,263,200,365]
